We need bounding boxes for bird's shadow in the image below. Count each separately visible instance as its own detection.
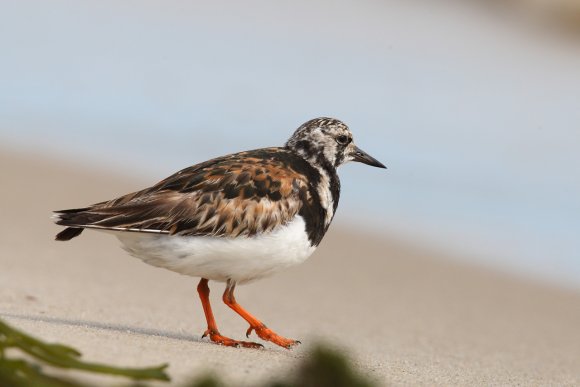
[1,312,300,354]
[1,311,203,343]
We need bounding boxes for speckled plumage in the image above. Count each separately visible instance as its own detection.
[56,148,312,237]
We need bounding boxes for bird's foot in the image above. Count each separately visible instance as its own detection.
[202,329,263,349]
[246,324,300,349]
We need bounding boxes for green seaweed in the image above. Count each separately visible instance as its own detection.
[185,345,376,387]
[0,318,169,386]
[270,345,375,387]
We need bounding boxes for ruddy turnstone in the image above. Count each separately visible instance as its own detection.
[54,117,385,349]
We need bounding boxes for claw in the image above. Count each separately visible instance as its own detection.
[246,326,254,338]
[283,340,301,349]
[249,325,300,349]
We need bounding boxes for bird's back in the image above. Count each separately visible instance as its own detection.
[54,147,337,247]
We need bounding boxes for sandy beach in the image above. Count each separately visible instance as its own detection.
[1,149,579,386]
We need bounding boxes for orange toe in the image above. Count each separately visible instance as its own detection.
[248,324,300,349]
[203,329,263,349]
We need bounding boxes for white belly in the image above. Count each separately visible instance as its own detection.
[111,216,316,284]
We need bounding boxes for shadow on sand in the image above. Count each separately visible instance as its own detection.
[0,312,202,343]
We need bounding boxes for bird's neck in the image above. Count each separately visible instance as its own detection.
[287,144,337,180]
[287,146,341,243]
[313,162,341,228]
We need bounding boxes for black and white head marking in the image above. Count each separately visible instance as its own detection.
[285,117,356,169]
[285,117,386,229]
[285,118,351,227]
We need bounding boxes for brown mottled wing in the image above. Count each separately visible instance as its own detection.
[54,148,310,238]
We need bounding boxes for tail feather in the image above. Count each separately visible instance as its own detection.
[54,207,91,214]
[54,207,90,241]
[55,227,84,241]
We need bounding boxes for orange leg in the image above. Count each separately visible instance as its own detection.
[223,280,300,349]
[196,278,263,349]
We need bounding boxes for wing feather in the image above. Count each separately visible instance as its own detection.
[54,148,310,238]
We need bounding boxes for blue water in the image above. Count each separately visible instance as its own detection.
[1,1,579,288]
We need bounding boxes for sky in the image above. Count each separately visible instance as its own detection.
[1,0,579,288]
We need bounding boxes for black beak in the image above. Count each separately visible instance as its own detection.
[352,146,386,169]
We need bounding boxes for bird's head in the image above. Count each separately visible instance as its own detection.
[285,117,386,170]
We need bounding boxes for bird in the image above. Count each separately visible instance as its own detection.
[53,117,386,349]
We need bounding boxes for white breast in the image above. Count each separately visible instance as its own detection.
[111,216,316,284]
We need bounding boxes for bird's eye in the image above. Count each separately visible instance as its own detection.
[336,135,350,145]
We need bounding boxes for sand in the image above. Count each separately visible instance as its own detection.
[1,149,579,386]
